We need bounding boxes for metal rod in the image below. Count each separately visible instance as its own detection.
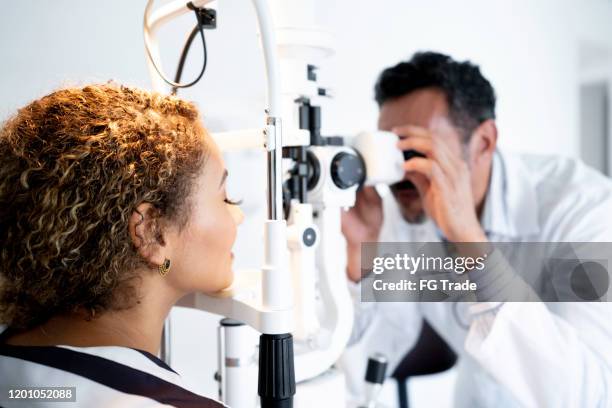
[267,117,283,220]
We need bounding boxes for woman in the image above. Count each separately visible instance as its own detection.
[0,83,243,407]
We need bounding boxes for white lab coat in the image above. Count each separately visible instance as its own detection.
[344,149,612,408]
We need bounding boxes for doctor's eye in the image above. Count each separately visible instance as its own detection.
[224,197,242,206]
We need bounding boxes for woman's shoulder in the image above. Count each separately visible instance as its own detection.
[0,336,225,408]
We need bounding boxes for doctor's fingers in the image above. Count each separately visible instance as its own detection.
[356,186,382,207]
[402,157,433,178]
[397,134,460,178]
[392,125,461,171]
[432,139,467,179]
[403,157,455,190]
[396,135,433,156]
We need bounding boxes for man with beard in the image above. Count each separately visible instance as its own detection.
[341,52,612,407]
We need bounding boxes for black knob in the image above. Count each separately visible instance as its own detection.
[306,150,320,191]
[258,333,296,408]
[365,353,388,385]
[330,152,365,189]
[302,227,317,247]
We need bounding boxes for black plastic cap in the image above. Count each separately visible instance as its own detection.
[365,353,388,384]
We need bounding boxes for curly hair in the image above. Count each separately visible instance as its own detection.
[375,51,497,139]
[0,83,209,329]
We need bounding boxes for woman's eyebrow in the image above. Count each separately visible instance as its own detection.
[219,169,228,189]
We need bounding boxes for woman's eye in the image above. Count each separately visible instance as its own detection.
[224,197,242,206]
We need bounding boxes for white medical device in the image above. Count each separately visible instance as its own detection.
[143,1,404,407]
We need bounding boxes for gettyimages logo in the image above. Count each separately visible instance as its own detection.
[548,257,610,301]
[572,261,610,300]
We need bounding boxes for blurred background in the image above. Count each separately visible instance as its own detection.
[2,0,612,406]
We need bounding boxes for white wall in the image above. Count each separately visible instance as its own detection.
[2,0,612,405]
[318,0,612,158]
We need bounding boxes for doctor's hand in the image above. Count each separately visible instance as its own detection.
[341,186,383,282]
[394,124,487,243]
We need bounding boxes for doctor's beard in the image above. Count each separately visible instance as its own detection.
[390,179,427,224]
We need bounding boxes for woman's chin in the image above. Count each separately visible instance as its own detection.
[216,266,235,291]
[195,264,234,294]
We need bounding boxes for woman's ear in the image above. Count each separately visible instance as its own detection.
[128,203,167,266]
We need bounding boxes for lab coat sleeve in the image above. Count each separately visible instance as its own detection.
[465,302,611,408]
[464,215,612,407]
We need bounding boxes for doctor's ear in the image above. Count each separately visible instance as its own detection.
[128,202,168,266]
[469,119,497,159]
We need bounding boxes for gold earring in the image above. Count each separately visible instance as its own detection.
[158,258,171,276]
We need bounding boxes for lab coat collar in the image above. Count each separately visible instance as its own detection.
[480,149,540,238]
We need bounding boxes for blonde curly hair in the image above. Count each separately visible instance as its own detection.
[0,83,209,329]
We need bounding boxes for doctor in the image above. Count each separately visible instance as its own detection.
[342,52,612,407]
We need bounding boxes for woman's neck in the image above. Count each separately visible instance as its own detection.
[5,273,181,356]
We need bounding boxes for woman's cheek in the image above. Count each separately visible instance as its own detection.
[204,208,234,290]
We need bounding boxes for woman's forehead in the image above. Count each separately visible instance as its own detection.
[202,143,225,184]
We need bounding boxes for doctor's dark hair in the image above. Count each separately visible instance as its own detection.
[374,51,496,139]
[0,83,209,329]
